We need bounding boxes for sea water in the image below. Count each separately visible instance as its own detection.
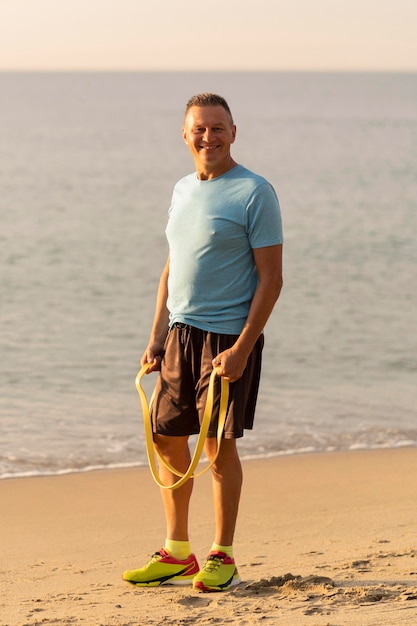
[1,72,416,478]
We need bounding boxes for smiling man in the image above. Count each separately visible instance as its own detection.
[182,98,236,179]
[123,93,283,592]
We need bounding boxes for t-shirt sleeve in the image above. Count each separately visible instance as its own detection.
[246,182,283,248]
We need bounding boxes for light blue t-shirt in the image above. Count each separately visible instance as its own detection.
[166,164,283,334]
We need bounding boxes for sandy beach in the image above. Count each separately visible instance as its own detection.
[1,447,417,625]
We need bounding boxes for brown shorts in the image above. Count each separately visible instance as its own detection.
[151,323,264,439]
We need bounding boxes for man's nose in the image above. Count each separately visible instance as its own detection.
[202,128,214,142]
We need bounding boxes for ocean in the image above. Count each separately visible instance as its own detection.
[1,72,416,479]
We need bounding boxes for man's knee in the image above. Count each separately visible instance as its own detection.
[206,438,239,471]
[154,434,189,456]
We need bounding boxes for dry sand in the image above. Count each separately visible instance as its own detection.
[1,447,417,625]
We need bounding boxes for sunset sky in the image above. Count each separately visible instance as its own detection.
[1,0,416,71]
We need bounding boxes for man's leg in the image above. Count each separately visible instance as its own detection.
[122,433,199,586]
[204,437,242,546]
[192,438,242,591]
[154,433,193,541]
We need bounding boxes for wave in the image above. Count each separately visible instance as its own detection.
[1,440,415,481]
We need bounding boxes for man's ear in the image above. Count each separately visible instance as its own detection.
[182,127,188,145]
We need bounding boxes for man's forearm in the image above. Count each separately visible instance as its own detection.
[149,258,170,346]
[234,275,282,357]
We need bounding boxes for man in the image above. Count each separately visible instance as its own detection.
[123,93,283,592]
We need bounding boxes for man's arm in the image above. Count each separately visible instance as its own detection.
[214,244,283,382]
[141,255,170,371]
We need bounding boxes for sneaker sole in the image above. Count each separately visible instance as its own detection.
[123,576,195,587]
[194,575,242,592]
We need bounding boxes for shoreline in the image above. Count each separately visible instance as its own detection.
[2,448,417,625]
[2,441,416,482]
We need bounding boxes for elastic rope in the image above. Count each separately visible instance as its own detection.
[135,363,229,490]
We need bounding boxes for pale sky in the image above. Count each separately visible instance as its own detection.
[1,0,416,71]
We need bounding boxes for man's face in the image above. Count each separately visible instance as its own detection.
[182,105,236,177]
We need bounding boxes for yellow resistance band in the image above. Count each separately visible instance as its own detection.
[135,363,229,490]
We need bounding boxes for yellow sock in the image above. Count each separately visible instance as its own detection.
[211,542,233,558]
[164,539,191,560]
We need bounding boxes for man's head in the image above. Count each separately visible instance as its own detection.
[184,93,234,124]
[183,93,237,180]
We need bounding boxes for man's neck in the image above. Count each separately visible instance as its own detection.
[195,157,238,181]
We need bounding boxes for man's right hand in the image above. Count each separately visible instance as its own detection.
[141,343,165,373]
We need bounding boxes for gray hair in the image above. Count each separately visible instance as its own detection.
[185,93,234,123]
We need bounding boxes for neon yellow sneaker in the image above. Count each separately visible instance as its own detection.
[193,552,241,592]
[123,549,199,586]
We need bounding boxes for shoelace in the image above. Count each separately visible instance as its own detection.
[202,554,224,572]
[149,550,166,563]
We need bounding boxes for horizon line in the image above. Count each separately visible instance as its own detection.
[1,67,416,74]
